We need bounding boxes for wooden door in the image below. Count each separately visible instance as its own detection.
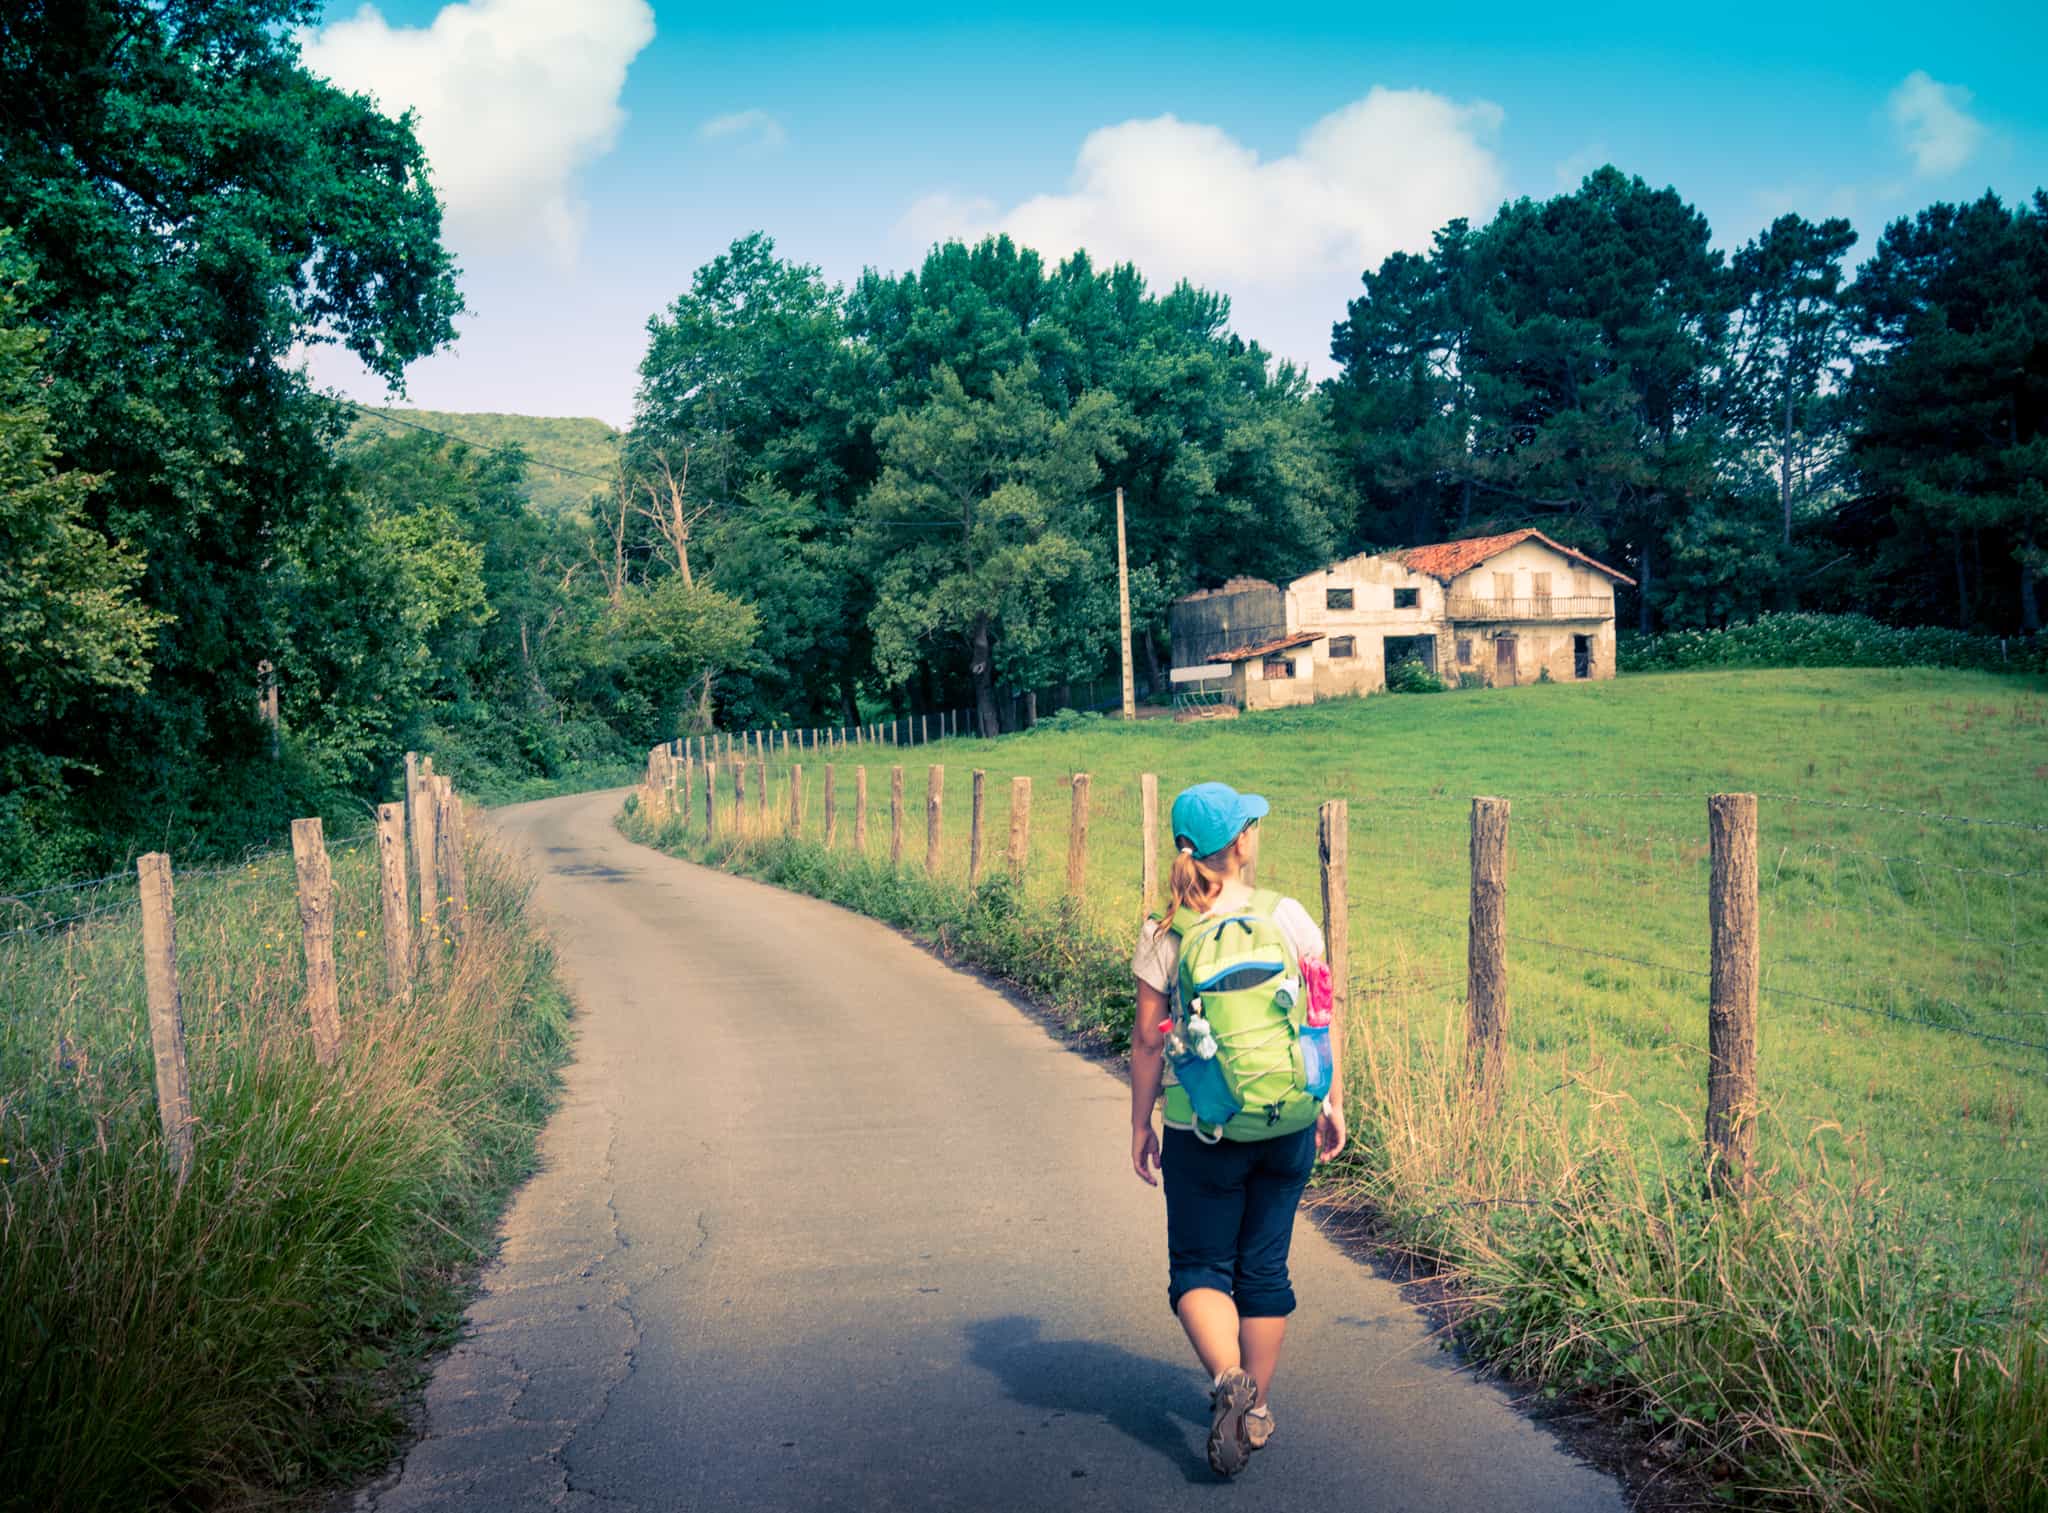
[1494,634,1518,685]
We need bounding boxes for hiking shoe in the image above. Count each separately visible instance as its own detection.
[1206,1368,1258,1476]
[1246,1402,1275,1452]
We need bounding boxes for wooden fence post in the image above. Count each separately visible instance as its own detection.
[435,776,468,948]
[290,818,344,1065]
[1707,793,1760,1191]
[890,764,905,867]
[969,769,986,888]
[683,755,694,824]
[412,763,439,948]
[926,765,945,876]
[755,759,768,830]
[824,765,838,848]
[705,761,720,834]
[790,764,805,836]
[136,853,194,1184]
[855,765,869,852]
[404,750,420,861]
[1139,773,1160,923]
[1067,773,1091,898]
[1319,800,1350,1028]
[376,803,412,997]
[1008,777,1032,881]
[1467,796,1510,1102]
[921,713,929,746]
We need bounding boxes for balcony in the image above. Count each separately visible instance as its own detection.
[1445,595,1610,622]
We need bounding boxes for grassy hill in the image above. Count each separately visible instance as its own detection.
[342,407,619,522]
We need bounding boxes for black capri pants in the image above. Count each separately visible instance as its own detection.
[1161,1124,1317,1318]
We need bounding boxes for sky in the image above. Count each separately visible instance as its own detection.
[298,0,2048,428]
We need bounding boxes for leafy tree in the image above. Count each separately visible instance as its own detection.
[860,364,1120,734]
[0,0,461,870]
[1721,213,1858,565]
[1845,191,2048,631]
[635,234,868,725]
[0,246,164,882]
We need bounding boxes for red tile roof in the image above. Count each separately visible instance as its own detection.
[1393,529,1636,586]
[1212,630,1326,663]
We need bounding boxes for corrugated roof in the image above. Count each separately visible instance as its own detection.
[1393,528,1636,586]
[1212,630,1326,663]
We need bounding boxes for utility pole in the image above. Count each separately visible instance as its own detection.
[1116,486,1136,721]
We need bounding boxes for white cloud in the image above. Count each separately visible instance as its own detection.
[1888,70,1984,178]
[301,0,656,266]
[698,109,787,150]
[899,87,1504,375]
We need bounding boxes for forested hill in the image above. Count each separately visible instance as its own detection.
[343,408,619,522]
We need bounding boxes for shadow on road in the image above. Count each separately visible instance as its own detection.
[966,1315,1213,1483]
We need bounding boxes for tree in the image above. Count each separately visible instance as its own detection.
[634,234,868,725]
[0,0,462,867]
[0,245,164,882]
[1721,214,1858,586]
[1845,192,2048,632]
[860,364,1120,735]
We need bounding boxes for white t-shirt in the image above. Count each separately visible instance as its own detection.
[1131,884,1327,995]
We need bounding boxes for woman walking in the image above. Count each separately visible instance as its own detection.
[1129,781,1346,1478]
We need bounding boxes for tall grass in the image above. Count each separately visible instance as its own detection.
[0,819,569,1509]
[621,668,2048,1507]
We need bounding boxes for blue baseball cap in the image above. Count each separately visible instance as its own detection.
[1171,782,1270,859]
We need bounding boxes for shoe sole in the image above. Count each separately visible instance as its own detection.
[1207,1370,1257,1477]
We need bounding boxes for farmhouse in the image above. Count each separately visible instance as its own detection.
[1169,529,1635,711]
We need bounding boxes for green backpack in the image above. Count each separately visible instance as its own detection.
[1162,888,1333,1143]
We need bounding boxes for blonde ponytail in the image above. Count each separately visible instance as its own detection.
[1168,843,1228,916]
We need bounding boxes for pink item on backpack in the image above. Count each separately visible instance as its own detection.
[1301,955,1334,1028]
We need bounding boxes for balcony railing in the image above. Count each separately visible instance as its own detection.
[1445,595,1610,621]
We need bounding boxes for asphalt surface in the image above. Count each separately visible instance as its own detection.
[356,787,1622,1512]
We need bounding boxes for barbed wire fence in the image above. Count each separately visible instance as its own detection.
[644,744,2048,1219]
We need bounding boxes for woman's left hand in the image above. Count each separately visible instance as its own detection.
[1315,1103,1347,1162]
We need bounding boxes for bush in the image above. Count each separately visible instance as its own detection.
[1620,613,2048,674]
[1385,657,1446,693]
[1031,706,1106,733]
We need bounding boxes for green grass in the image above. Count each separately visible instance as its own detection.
[626,667,2048,1507]
[0,818,571,1510]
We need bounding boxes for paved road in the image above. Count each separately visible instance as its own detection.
[357,787,1621,1512]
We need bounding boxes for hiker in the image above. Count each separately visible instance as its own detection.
[1129,781,1346,1478]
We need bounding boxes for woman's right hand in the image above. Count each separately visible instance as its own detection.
[1132,1123,1162,1186]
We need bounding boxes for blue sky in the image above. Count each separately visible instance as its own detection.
[301,0,2048,427]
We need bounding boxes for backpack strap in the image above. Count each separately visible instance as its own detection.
[1167,904,1206,939]
[1246,887,1283,918]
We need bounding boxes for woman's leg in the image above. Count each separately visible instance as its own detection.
[1237,1317,1287,1404]
[1162,1129,1252,1374]
[1175,1288,1244,1378]
[1231,1128,1319,1401]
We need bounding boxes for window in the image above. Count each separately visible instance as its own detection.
[1493,571,1515,600]
[1328,636,1356,659]
[1325,587,1354,610]
[1457,637,1473,663]
[1393,587,1419,609]
[1262,657,1293,679]
[1531,571,1553,608]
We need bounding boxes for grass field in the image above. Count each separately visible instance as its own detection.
[631,667,2048,1506]
[0,817,569,1509]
